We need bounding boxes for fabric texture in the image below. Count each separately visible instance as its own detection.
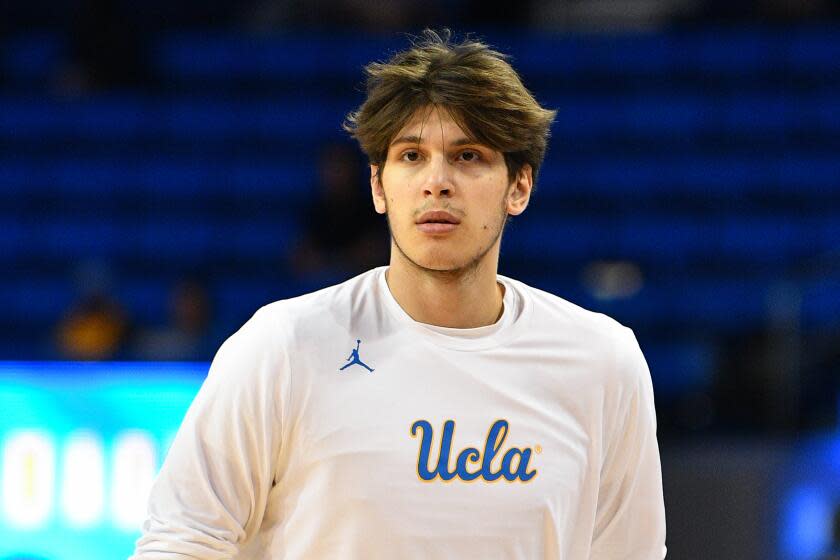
[132,266,667,559]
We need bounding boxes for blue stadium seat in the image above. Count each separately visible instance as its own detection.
[504,216,614,261]
[0,277,75,325]
[212,219,299,259]
[642,340,716,398]
[801,277,840,329]
[140,159,219,198]
[136,219,215,262]
[776,156,840,196]
[48,158,143,196]
[1,33,64,84]
[0,94,350,142]
[38,219,138,260]
[720,217,822,263]
[1,27,839,370]
[525,273,771,331]
[783,27,840,72]
[224,161,314,201]
[115,277,172,325]
[0,217,27,260]
[211,277,295,327]
[154,32,397,81]
[506,212,837,267]
[0,157,317,201]
[149,29,840,84]
[2,88,837,148]
[538,154,836,198]
[539,157,741,197]
[0,95,146,139]
[663,277,769,330]
[504,33,675,76]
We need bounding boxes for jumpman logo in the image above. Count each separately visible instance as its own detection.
[339,339,375,373]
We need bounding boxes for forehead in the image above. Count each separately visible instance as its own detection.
[390,105,477,145]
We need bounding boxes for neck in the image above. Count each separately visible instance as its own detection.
[385,249,504,329]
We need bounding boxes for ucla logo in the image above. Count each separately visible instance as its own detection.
[410,419,538,483]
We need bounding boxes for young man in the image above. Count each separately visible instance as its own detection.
[133,30,667,559]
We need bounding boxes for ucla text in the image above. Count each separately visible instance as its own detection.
[410,419,538,483]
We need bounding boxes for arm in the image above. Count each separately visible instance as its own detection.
[131,306,288,559]
[590,327,667,559]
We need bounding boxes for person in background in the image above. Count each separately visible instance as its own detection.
[55,290,129,360]
[290,141,388,280]
[54,260,130,360]
[131,277,215,361]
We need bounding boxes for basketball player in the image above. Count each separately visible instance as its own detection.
[132,30,667,559]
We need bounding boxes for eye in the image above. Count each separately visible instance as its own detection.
[401,150,421,162]
[458,150,481,162]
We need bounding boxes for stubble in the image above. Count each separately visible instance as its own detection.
[383,193,510,283]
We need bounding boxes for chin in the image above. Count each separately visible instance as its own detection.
[391,227,496,275]
[412,249,480,273]
[413,255,458,271]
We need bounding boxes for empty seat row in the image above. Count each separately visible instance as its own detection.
[152,29,840,82]
[2,211,837,265]
[0,217,300,262]
[548,91,840,137]
[1,154,838,200]
[0,158,314,201]
[639,339,716,398]
[524,274,840,330]
[5,29,838,88]
[0,95,347,142]
[2,91,838,142]
[539,155,840,197]
[504,213,840,264]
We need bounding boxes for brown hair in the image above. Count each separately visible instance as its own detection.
[343,29,556,185]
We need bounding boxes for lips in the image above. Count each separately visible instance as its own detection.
[416,210,461,225]
[416,210,461,235]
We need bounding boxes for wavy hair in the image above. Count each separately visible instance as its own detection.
[343,29,556,185]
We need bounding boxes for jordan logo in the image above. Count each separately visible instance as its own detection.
[339,339,374,373]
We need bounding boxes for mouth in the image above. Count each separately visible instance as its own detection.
[415,210,461,235]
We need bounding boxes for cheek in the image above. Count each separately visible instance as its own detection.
[475,181,509,232]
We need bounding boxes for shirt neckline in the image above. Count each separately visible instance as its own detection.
[375,266,530,351]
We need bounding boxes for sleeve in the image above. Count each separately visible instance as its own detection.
[130,306,289,559]
[590,327,667,559]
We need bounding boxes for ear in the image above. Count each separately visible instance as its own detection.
[370,164,387,214]
[506,164,533,216]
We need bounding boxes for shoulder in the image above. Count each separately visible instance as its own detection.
[241,268,380,346]
[507,276,644,385]
[255,269,377,332]
[514,278,623,332]
[508,275,631,345]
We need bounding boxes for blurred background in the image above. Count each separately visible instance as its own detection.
[1,0,839,558]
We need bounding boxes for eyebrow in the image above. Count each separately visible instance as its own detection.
[389,135,481,148]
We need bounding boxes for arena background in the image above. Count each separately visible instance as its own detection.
[1,1,839,558]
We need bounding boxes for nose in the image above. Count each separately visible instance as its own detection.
[422,155,454,198]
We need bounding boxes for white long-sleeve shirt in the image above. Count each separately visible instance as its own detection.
[132,266,667,559]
